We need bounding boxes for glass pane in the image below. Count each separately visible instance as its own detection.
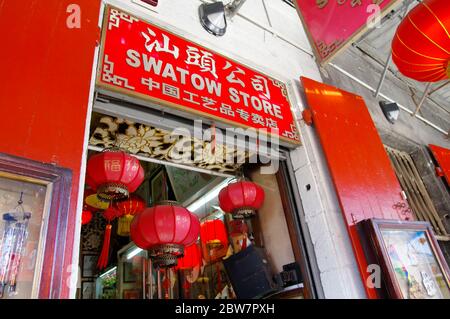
[0,175,47,299]
[120,248,146,299]
[381,229,450,299]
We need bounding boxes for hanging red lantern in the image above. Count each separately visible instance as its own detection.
[218,180,265,219]
[116,195,146,237]
[81,208,93,225]
[229,219,249,252]
[200,218,229,294]
[86,149,145,201]
[200,219,228,249]
[176,243,202,270]
[392,0,450,82]
[97,206,120,270]
[130,201,200,268]
[200,219,229,263]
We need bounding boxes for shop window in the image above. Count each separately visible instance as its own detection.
[79,145,307,299]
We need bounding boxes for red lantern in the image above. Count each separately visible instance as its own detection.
[81,209,93,225]
[86,149,145,201]
[218,181,265,219]
[130,201,200,268]
[97,206,120,270]
[200,219,229,264]
[116,195,146,237]
[200,219,228,249]
[392,0,450,82]
[177,243,202,270]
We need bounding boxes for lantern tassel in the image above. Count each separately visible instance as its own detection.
[183,273,191,298]
[97,224,112,270]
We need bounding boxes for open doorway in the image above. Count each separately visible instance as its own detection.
[77,111,312,300]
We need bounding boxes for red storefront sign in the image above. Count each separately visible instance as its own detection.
[294,0,401,64]
[97,6,300,145]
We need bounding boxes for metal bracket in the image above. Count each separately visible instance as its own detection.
[373,0,413,98]
[412,82,432,117]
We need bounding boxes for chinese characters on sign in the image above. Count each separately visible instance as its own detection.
[294,0,400,64]
[97,7,300,145]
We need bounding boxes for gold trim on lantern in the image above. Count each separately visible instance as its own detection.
[391,50,444,67]
[447,61,450,78]
[407,15,450,55]
[206,239,223,249]
[97,183,129,201]
[152,254,179,268]
[148,244,184,258]
[396,34,446,62]
[156,200,180,206]
[422,2,450,41]
[232,207,256,219]
[148,244,184,268]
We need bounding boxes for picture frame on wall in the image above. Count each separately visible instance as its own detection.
[81,281,95,299]
[365,219,450,299]
[82,254,98,278]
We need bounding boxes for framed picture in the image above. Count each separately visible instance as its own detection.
[365,219,450,299]
[150,169,168,205]
[81,281,95,299]
[123,261,137,283]
[0,153,72,299]
[82,254,98,278]
[123,289,140,299]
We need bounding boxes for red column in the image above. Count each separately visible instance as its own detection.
[0,0,101,298]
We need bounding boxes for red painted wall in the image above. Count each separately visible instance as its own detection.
[0,0,100,298]
[301,77,412,299]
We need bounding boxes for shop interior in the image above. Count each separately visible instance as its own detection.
[76,111,307,300]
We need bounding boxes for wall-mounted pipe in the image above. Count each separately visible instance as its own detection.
[413,82,432,117]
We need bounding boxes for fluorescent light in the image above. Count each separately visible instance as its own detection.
[99,266,117,278]
[187,178,232,212]
[127,247,143,260]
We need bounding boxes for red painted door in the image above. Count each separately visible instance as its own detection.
[301,77,412,299]
[0,0,101,298]
[429,144,450,185]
